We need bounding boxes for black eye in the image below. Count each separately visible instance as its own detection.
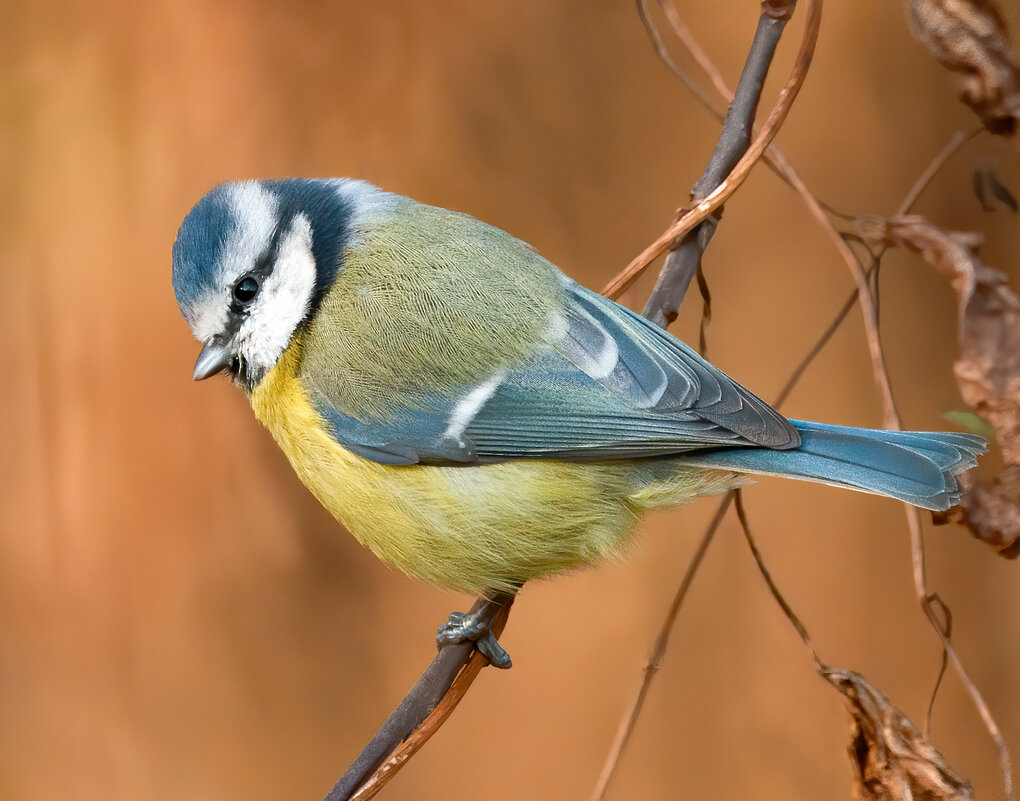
[233,275,260,304]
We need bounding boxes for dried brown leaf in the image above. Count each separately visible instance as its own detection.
[856,214,1020,556]
[903,0,1020,136]
[937,467,1020,557]
[823,667,974,801]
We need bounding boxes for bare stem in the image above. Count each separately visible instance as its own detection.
[323,595,513,801]
[591,3,812,797]
[592,11,996,800]
[642,4,795,327]
[589,493,734,801]
[733,490,823,668]
[601,0,823,301]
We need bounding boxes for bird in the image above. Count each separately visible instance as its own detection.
[172,177,986,668]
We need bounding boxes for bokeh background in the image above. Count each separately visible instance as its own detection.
[2,2,1018,799]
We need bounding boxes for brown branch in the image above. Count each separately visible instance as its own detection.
[783,129,1015,799]
[848,218,1016,800]
[898,129,980,214]
[323,595,513,801]
[733,491,823,666]
[852,210,1017,796]
[635,0,726,128]
[593,9,994,794]
[641,3,795,327]
[905,510,1014,801]
[328,7,996,801]
[736,492,977,801]
[601,0,822,301]
[641,0,846,217]
[589,493,734,801]
[649,0,879,277]
[329,4,818,796]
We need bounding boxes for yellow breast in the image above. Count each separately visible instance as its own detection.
[249,342,743,594]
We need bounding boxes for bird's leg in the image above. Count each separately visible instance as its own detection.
[436,589,517,669]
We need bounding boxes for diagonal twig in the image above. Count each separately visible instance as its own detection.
[593,5,990,793]
[702,29,1013,799]
[677,15,1011,791]
[323,595,513,801]
[592,5,814,798]
[733,490,823,668]
[601,0,822,301]
[589,493,734,801]
[641,1,797,328]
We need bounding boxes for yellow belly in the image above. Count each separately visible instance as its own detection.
[250,346,742,594]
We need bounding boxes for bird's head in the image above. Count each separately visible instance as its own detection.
[171,177,391,389]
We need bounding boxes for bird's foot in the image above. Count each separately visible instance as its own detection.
[437,609,512,669]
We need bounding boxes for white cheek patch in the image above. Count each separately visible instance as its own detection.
[238,214,316,377]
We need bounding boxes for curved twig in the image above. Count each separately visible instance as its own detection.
[323,595,513,801]
[589,493,734,801]
[601,0,822,301]
[642,2,796,327]
[592,7,992,794]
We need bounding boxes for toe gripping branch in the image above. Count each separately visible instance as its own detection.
[324,592,516,800]
[437,591,516,669]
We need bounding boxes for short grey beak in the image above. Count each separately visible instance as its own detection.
[193,339,235,381]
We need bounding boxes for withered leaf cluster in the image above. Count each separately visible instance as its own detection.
[903,0,1020,137]
[823,667,974,801]
[857,214,1020,557]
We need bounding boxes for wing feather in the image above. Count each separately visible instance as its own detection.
[303,216,797,464]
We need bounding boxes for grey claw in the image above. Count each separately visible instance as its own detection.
[475,632,512,669]
[436,609,512,668]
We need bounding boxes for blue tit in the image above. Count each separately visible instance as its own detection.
[171,178,985,667]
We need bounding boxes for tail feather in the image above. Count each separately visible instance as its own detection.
[677,419,987,512]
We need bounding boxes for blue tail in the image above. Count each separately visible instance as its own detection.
[678,420,987,511]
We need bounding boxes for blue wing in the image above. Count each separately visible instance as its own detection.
[309,280,798,465]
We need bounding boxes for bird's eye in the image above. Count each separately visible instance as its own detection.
[233,275,260,305]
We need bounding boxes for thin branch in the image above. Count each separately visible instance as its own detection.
[775,124,1011,797]
[868,127,1013,792]
[779,109,1011,801]
[898,129,981,214]
[848,125,1014,799]
[657,0,733,102]
[654,0,856,227]
[323,595,513,801]
[780,120,1012,798]
[773,265,876,408]
[636,0,726,126]
[642,3,795,327]
[924,593,953,738]
[589,493,734,801]
[905,506,1015,801]
[737,494,979,801]
[330,10,990,801]
[733,490,823,668]
[593,12,992,797]
[601,0,823,301]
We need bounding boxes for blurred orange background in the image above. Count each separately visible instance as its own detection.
[1,2,1019,800]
